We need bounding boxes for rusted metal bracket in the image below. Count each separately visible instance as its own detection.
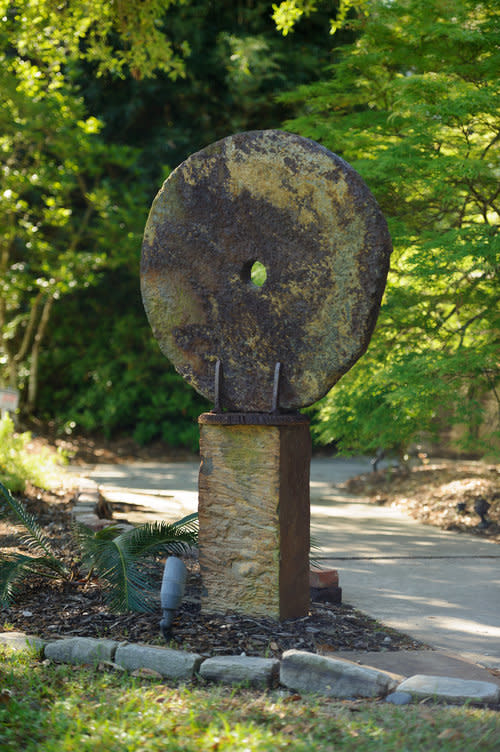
[214,359,223,412]
[214,359,282,414]
[271,362,281,414]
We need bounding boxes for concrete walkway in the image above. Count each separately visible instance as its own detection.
[69,456,500,670]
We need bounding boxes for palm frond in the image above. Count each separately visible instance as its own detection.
[171,512,199,532]
[0,554,33,605]
[73,522,122,568]
[309,535,323,569]
[75,522,156,612]
[74,515,198,613]
[0,481,59,562]
[116,517,198,560]
[96,547,155,613]
[0,553,65,605]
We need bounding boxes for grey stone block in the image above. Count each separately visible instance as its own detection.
[385,691,413,705]
[200,655,280,688]
[77,479,98,491]
[73,512,100,524]
[72,504,97,514]
[397,674,500,705]
[45,637,117,665]
[114,644,203,680]
[280,650,397,698]
[77,492,100,504]
[0,631,46,654]
[73,514,115,531]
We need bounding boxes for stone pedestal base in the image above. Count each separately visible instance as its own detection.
[198,413,311,620]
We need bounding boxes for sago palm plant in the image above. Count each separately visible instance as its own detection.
[0,480,69,603]
[74,515,198,613]
[0,480,198,612]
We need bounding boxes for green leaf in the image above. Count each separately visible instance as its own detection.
[282,0,500,457]
[0,554,33,605]
[0,553,68,606]
[75,523,155,613]
[0,481,67,576]
[75,515,197,613]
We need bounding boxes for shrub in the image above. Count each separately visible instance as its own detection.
[0,414,65,492]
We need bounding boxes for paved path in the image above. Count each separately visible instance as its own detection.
[69,457,500,668]
[310,484,500,668]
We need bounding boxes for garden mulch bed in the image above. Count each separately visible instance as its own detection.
[1,484,423,658]
[2,434,498,661]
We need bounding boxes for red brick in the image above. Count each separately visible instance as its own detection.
[309,569,339,589]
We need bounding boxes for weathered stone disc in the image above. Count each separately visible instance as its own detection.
[141,130,392,412]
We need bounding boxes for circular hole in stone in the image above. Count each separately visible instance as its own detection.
[251,261,267,287]
[241,260,267,287]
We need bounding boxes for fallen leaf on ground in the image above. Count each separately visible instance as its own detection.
[131,667,163,679]
[438,728,462,741]
[0,689,13,704]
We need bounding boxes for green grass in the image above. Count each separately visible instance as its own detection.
[1,647,499,751]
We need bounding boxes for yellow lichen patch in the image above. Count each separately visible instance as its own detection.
[224,138,348,232]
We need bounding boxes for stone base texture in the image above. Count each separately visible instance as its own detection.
[198,419,311,620]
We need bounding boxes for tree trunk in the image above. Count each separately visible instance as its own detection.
[27,295,54,413]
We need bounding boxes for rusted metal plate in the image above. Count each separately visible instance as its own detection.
[198,412,310,426]
[141,130,392,411]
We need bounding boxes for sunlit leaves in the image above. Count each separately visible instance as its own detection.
[285,0,500,454]
[0,22,149,409]
[272,0,369,36]
[2,0,189,80]
[272,1,316,36]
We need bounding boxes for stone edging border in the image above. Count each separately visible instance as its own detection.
[1,632,499,708]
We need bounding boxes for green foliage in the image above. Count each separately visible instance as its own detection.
[29,0,337,444]
[75,524,152,613]
[0,25,151,411]
[0,414,65,492]
[0,480,69,604]
[75,514,198,613]
[272,0,369,36]
[272,1,319,36]
[283,0,500,455]
[79,0,337,163]
[0,0,189,80]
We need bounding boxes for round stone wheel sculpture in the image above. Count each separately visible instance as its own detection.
[141,130,392,412]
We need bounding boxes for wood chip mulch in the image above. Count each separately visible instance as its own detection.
[2,565,423,659]
[1,488,424,658]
